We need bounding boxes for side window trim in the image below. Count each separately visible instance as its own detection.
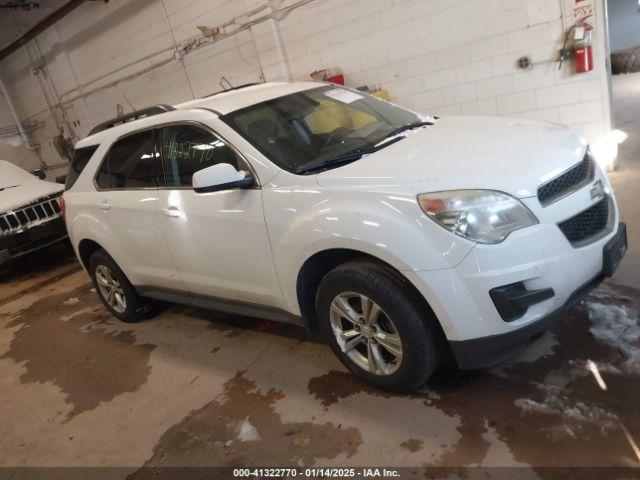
[93,128,161,192]
[154,129,167,188]
[157,122,260,191]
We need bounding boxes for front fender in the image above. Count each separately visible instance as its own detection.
[263,185,474,314]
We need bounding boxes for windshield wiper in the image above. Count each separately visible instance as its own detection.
[0,185,19,192]
[296,136,405,174]
[296,149,374,174]
[296,121,434,174]
[384,120,433,140]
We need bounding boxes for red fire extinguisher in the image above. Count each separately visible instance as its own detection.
[574,22,594,73]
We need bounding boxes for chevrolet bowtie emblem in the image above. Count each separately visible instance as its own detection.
[590,180,605,200]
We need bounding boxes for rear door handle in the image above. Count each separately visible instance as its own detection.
[99,201,111,211]
[161,206,182,218]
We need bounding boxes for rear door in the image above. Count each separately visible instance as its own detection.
[156,123,284,309]
[94,129,184,290]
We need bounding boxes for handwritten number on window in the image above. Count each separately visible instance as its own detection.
[162,141,216,164]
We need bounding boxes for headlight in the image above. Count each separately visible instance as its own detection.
[417,190,538,244]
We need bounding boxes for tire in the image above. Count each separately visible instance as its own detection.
[88,249,154,323]
[611,47,640,75]
[316,260,440,392]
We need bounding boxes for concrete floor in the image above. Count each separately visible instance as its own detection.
[1,76,639,478]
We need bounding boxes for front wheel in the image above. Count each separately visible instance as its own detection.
[316,261,440,392]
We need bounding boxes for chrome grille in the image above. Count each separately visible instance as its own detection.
[0,194,62,236]
[558,195,612,247]
[538,152,594,206]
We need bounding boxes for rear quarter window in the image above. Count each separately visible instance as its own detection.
[65,145,99,190]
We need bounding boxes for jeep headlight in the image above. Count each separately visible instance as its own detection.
[417,190,538,244]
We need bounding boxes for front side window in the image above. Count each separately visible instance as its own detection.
[96,130,159,189]
[223,86,423,174]
[160,125,240,188]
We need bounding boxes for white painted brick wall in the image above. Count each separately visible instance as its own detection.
[442,84,476,105]
[261,0,610,141]
[0,0,612,174]
[497,91,537,115]
[476,75,513,99]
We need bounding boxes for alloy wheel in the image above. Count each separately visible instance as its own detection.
[95,264,127,313]
[329,292,403,375]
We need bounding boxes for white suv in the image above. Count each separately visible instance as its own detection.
[63,82,627,391]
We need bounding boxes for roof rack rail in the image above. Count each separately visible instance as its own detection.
[88,104,176,136]
[203,83,259,98]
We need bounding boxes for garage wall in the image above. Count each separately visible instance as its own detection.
[251,0,612,142]
[0,0,265,179]
[0,67,44,173]
[0,0,614,179]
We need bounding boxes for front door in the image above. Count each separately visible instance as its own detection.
[156,123,284,309]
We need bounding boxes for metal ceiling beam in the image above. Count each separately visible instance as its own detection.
[0,0,86,62]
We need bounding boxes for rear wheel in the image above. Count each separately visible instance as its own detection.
[89,249,153,323]
[317,261,440,392]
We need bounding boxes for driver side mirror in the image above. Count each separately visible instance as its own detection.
[192,163,254,193]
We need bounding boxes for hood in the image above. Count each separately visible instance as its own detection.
[0,160,63,212]
[315,116,588,198]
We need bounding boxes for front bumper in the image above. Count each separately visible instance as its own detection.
[0,216,68,267]
[405,215,627,369]
[449,270,605,369]
[450,221,627,369]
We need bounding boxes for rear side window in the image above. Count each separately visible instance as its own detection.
[160,125,240,187]
[96,130,160,189]
[65,145,98,190]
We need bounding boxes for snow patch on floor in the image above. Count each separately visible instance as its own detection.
[584,301,640,375]
[514,383,617,429]
[236,417,261,442]
[63,297,81,306]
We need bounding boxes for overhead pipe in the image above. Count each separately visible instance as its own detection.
[0,80,28,143]
[0,77,37,147]
[0,0,87,62]
[11,0,313,109]
[266,2,292,82]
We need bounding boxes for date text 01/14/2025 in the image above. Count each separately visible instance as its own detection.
[232,467,401,478]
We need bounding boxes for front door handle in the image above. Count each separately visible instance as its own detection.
[161,206,182,218]
[99,201,111,211]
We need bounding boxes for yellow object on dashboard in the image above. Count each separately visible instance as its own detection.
[371,90,390,101]
[305,100,376,134]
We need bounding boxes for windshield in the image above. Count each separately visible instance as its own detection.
[222,86,425,174]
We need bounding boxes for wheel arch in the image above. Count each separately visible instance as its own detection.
[77,238,105,271]
[296,248,448,348]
